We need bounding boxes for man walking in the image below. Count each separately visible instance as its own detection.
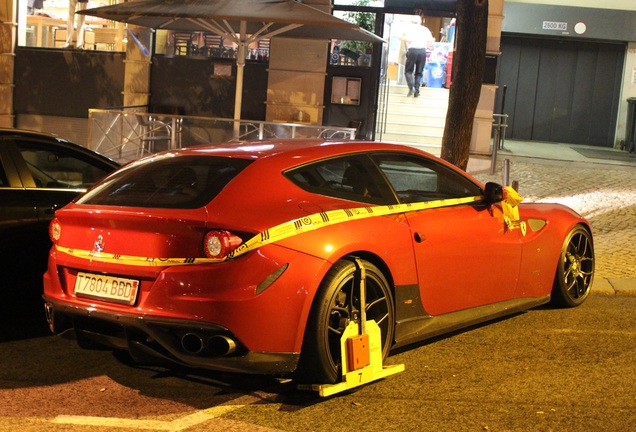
[401,15,434,97]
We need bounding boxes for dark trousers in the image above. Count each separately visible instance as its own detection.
[404,48,427,93]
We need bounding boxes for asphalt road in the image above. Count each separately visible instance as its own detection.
[1,295,634,432]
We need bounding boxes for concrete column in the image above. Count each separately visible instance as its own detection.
[122,25,153,108]
[266,37,329,124]
[0,0,16,127]
[265,0,331,124]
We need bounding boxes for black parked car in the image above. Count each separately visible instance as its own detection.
[0,128,118,337]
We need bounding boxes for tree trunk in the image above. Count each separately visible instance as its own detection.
[440,0,489,171]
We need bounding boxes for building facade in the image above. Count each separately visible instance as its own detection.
[502,0,636,149]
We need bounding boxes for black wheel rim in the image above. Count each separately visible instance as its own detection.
[325,271,391,371]
[563,230,594,301]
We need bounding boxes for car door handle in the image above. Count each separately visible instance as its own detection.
[414,232,425,243]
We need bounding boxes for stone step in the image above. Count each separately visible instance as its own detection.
[386,83,450,99]
[378,130,443,146]
[384,103,447,117]
[384,111,446,125]
[382,122,445,136]
[385,94,448,109]
[378,82,449,149]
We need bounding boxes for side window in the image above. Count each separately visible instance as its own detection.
[17,141,111,189]
[373,153,482,203]
[285,155,395,205]
[77,156,251,209]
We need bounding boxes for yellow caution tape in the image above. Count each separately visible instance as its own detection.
[55,186,524,267]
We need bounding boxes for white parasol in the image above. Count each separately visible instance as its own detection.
[79,0,384,131]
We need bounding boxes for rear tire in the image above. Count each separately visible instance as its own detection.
[296,258,394,384]
[551,225,594,308]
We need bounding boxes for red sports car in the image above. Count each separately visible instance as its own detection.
[43,140,594,384]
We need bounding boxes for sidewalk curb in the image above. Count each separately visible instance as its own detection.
[592,278,636,296]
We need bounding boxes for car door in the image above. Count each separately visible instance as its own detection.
[373,153,523,316]
[0,138,40,246]
[1,136,116,285]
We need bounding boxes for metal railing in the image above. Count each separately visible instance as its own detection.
[87,107,357,163]
[490,113,509,174]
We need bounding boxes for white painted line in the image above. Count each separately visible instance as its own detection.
[52,394,262,431]
[52,416,173,431]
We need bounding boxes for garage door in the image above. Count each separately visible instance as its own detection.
[498,36,625,147]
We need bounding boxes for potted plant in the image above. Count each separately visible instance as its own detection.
[340,0,375,66]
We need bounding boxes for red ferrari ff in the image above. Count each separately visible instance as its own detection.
[43,140,594,384]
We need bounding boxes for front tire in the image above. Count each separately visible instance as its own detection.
[296,258,394,384]
[551,225,594,307]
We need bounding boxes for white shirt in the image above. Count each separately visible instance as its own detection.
[402,23,434,50]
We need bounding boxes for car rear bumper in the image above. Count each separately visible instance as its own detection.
[43,296,300,375]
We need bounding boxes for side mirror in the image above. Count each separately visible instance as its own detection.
[484,182,504,204]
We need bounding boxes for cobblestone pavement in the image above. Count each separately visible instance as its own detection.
[472,158,636,295]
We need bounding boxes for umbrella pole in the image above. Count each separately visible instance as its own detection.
[233,20,247,139]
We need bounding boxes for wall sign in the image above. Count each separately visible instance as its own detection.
[542,21,568,31]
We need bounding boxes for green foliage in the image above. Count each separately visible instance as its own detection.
[341,0,375,55]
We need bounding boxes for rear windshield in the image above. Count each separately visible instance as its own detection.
[76,155,251,209]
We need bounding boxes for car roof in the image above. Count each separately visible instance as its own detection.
[0,127,120,167]
[0,127,68,142]
[180,138,416,156]
[167,139,429,164]
[160,138,470,176]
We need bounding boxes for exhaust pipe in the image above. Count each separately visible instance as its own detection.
[44,303,53,324]
[181,333,237,356]
[181,333,205,354]
[207,335,237,357]
[44,303,54,332]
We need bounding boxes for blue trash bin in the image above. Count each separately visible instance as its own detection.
[426,62,446,88]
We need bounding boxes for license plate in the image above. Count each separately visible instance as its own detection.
[74,272,140,305]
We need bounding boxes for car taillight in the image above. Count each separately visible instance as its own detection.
[49,218,61,243]
[203,230,243,259]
